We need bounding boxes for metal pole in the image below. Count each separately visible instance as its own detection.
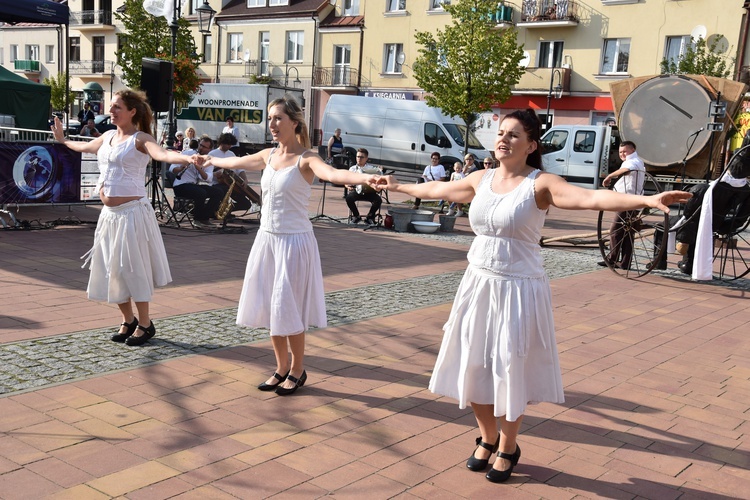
[166,0,179,151]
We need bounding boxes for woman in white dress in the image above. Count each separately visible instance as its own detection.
[51,89,192,346]
[196,96,379,395]
[380,109,691,483]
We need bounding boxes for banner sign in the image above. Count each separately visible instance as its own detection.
[0,142,81,204]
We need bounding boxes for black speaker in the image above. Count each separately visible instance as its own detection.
[140,57,173,112]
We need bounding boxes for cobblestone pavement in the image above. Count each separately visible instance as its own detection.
[0,245,604,395]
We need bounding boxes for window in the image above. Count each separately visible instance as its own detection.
[424,123,449,147]
[247,0,264,7]
[538,41,563,68]
[203,34,212,63]
[573,131,596,153]
[10,44,18,62]
[387,0,406,12]
[26,45,40,61]
[269,0,288,5]
[664,35,691,67]
[541,130,568,153]
[93,36,105,73]
[259,32,270,75]
[383,43,403,74]
[333,45,351,85]
[286,31,303,63]
[45,45,55,63]
[344,0,360,15]
[228,33,243,62]
[430,0,449,10]
[600,38,630,74]
[70,37,80,62]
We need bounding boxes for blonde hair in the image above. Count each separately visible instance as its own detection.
[185,126,196,137]
[268,95,310,148]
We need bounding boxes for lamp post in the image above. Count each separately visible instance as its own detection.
[164,0,215,150]
[544,68,563,132]
[284,64,301,88]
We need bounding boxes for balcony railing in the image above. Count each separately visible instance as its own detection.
[513,67,571,94]
[14,60,40,72]
[313,67,361,87]
[70,10,113,26]
[520,0,579,22]
[69,60,114,75]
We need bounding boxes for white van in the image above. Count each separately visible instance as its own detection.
[321,95,489,172]
[540,125,621,189]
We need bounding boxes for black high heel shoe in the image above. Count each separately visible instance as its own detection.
[486,444,521,483]
[275,370,307,396]
[125,322,155,346]
[258,371,290,391]
[466,433,500,471]
[111,317,138,342]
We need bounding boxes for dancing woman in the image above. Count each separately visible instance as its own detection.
[197,96,378,395]
[52,89,192,346]
[379,109,691,483]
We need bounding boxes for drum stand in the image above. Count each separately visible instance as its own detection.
[310,180,342,223]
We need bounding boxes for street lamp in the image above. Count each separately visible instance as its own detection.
[544,68,563,131]
[164,0,215,150]
[284,64,301,88]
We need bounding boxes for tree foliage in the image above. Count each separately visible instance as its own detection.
[114,0,202,107]
[660,36,733,78]
[43,72,76,112]
[414,0,524,152]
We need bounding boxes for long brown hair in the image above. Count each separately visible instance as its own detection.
[268,95,310,148]
[115,89,153,134]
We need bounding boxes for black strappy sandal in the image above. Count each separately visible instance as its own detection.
[258,370,290,391]
[466,433,500,471]
[125,322,156,346]
[275,370,307,396]
[111,317,138,342]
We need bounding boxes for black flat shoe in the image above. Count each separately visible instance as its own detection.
[467,434,500,471]
[111,317,138,342]
[486,445,521,483]
[258,370,290,391]
[275,370,307,396]
[125,322,155,346]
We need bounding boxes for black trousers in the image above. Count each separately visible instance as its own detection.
[607,210,637,269]
[173,183,224,222]
[345,189,382,218]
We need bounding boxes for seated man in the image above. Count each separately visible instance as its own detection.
[80,118,100,138]
[675,130,750,274]
[345,148,383,225]
[209,133,254,215]
[169,137,224,227]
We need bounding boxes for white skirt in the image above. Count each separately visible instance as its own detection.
[237,229,327,336]
[83,198,172,303]
[428,265,564,421]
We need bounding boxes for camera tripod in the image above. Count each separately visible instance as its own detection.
[145,158,179,226]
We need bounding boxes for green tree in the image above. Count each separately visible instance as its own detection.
[414,0,525,155]
[114,0,201,108]
[43,72,76,112]
[660,36,733,78]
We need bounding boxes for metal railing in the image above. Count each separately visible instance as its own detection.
[313,67,361,87]
[69,60,114,75]
[13,60,40,72]
[69,10,113,26]
[520,0,579,22]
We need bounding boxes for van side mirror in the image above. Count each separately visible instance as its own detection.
[438,137,450,148]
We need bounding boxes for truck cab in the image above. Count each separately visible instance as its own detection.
[540,125,620,189]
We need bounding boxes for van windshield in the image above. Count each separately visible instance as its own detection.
[443,123,484,149]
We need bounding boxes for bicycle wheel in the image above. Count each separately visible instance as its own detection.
[596,172,670,279]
